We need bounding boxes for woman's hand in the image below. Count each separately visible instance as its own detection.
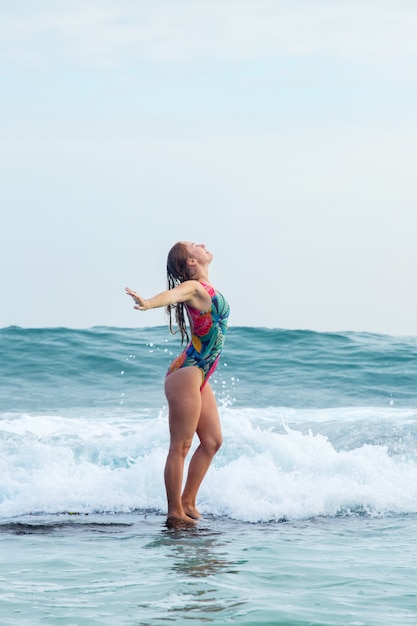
[125,287,149,310]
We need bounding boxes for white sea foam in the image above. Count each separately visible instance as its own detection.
[1,407,417,521]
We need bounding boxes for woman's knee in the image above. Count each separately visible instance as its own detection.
[214,434,223,453]
[169,437,194,458]
[202,434,223,456]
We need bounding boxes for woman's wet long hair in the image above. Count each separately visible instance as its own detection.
[166,242,193,344]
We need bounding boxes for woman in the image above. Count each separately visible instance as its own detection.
[125,241,230,526]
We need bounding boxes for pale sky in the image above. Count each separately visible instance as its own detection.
[1,0,417,335]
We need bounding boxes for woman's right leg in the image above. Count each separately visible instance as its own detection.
[164,367,203,523]
[181,382,222,519]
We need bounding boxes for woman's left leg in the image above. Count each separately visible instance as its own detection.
[181,383,223,519]
[164,368,203,524]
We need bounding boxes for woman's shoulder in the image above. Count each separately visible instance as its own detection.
[182,279,214,293]
[181,280,214,311]
[198,281,216,297]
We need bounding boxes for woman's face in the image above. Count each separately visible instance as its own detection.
[184,241,213,264]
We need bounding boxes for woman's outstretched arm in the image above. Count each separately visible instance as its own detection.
[125,281,209,311]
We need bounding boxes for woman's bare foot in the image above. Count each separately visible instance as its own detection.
[182,502,202,520]
[166,514,196,529]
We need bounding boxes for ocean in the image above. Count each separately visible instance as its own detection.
[1,325,417,625]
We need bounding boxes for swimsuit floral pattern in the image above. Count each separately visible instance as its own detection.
[166,282,230,388]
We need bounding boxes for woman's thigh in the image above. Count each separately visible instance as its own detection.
[197,383,222,447]
[164,367,203,443]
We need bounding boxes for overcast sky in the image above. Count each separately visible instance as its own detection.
[1,0,417,335]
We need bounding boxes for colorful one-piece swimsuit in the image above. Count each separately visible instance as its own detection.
[166,282,230,389]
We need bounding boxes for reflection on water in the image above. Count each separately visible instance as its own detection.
[146,521,240,578]
[142,520,247,623]
[161,523,238,578]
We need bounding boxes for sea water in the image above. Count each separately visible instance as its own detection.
[1,326,417,625]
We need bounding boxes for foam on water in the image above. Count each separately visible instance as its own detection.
[2,406,417,522]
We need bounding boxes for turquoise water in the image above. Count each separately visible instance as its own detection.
[1,326,417,624]
[1,514,417,625]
